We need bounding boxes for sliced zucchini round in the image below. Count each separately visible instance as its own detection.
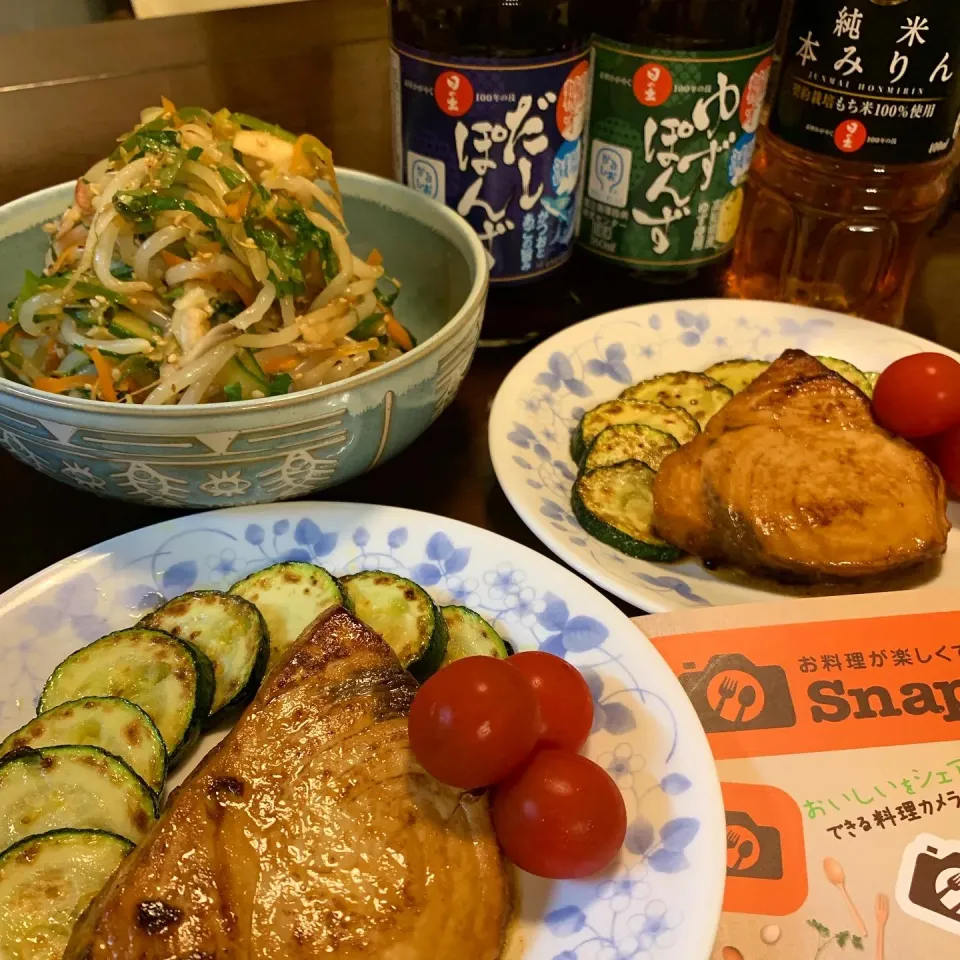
[230,561,343,671]
[340,571,448,681]
[0,829,132,960]
[572,460,683,562]
[817,356,873,395]
[0,746,157,853]
[38,628,214,765]
[572,400,699,463]
[140,590,269,720]
[704,358,770,394]
[582,424,680,474]
[0,697,166,795]
[621,372,733,428]
[866,370,880,392]
[441,606,509,666]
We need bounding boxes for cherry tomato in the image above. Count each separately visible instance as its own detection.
[409,656,539,790]
[492,749,627,879]
[872,353,960,438]
[933,422,960,498]
[508,651,593,751]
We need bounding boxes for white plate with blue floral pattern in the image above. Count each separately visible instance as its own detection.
[490,299,960,613]
[0,502,723,960]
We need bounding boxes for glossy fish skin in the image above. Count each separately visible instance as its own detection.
[67,607,510,959]
[653,350,950,582]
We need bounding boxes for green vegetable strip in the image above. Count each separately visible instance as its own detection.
[229,112,297,144]
[177,106,213,123]
[218,166,245,190]
[114,192,220,235]
[111,124,181,163]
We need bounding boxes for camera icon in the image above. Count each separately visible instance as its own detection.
[896,834,960,935]
[726,810,784,881]
[678,653,796,734]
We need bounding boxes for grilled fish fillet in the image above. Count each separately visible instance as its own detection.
[653,349,950,581]
[66,607,510,959]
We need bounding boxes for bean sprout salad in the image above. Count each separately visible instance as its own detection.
[0,101,412,404]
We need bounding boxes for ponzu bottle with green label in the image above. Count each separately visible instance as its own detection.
[573,0,785,314]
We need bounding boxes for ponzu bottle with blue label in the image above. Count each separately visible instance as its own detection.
[573,0,784,315]
[391,0,591,344]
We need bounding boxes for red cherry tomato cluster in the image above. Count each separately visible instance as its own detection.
[871,353,960,495]
[409,652,626,879]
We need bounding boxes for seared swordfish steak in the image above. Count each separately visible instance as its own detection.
[66,607,510,959]
[653,349,950,582]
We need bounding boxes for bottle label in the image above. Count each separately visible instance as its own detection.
[580,38,775,270]
[391,42,591,284]
[770,0,960,165]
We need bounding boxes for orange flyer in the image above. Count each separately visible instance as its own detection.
[639,590,960,960]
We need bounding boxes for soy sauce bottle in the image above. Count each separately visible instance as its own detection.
[391,0,591,345]
[573,0,785,315]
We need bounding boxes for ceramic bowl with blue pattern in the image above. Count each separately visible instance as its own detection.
[0,502,726,959]
[490,300,960,612]
[0,173,487,507]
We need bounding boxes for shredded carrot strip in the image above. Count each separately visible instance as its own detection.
[160,250,188,268]
[85,347,118,402]
[33,374,96,394]
[50,244,79,274]
[0,322,10,337]
[208,273,255,306]
[385,314,413,352]
[290,135,314,178]
[161,95,177,117]
[187,239,221,257]
[366,249,383,267]
[44,340,60,372]
[223,189,250,221]
[259,354,300,374]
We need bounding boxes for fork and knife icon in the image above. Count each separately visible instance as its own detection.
[715,675,757,723]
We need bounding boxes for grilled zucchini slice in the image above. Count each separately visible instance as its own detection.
[582,424,680,474]
[621,372,733,428]
[817,356,873,395]
[866,371,880,391]
[140,590,269,720]
[0,746,157,853]
[704,358,770,394]
[0,697,166,795]
[230,561,343,671]
[441,607,509,665]
[572,400,699,463]
[0,829,132,960]
[38,628,214,765]
[340,571,448,681]
[572,460,683,562]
